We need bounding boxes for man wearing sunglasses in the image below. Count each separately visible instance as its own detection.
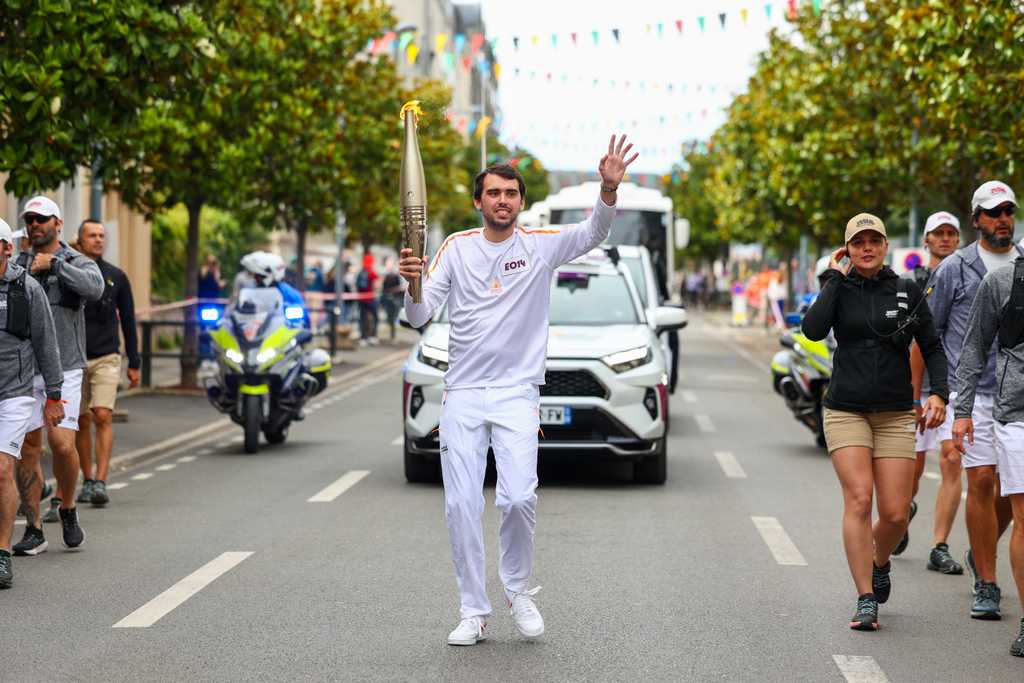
[928,180,1022,621]
[11,196,103,556]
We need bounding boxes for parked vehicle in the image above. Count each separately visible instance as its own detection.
[771,304,833,449]
[200,287,331,453]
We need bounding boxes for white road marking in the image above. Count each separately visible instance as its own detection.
[695,414,716,433]
[832,655,890,683]
[681,390,697,403]
[708,373,756,384]
[391,436,403,446]
[962,492,968,500]
[108,483,129,490]
[196,449,212,456]
[15,519,25,526]
[113,551,253,628]
[178,456,197,463]
[750,516,807,566]
[714,451,747,479]
[156,464,176,472]
[131,473,154,481]
[307,470,371,503]
[230,435,243,444]
[923,471,940,481]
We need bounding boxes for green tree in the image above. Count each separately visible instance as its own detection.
[663,144,722,266]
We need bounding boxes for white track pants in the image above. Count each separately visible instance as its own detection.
[439,384,540,619]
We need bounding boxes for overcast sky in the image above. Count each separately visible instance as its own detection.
[474,0,793,175]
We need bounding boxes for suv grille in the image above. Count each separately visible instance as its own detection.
[541,370,607,399]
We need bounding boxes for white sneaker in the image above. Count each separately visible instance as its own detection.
[447,616,487,646]
[509,586,544,638]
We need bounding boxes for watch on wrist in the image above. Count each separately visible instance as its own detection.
[600,184,618,193]
[46,391,62,402]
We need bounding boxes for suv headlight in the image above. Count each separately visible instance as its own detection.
[418,344,449,372]
[602,346,652,373]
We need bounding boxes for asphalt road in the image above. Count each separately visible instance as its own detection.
[2,318,1021,682]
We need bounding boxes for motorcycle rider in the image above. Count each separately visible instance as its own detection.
[234,251,309,328]
[894,211,963,573]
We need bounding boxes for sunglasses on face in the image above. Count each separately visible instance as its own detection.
[23,213,53,225]
[981,205,1015,219]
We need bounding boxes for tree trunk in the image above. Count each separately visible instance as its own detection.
[180,199,203,388]
[294,218,307,292]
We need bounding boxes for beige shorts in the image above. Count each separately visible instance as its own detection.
[823,408,917,459]
[81,353,122,412]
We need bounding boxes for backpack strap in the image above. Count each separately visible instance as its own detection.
[4,272,31,340]
[998,258,1024,349]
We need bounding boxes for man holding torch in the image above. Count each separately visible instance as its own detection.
[399,130,637,645]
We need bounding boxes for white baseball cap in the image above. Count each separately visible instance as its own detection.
[971,181,1017,212]
[923,211,960,235]
[20,195,62,220]
[0,218,13,244]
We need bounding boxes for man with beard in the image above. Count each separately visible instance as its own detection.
[929,181,1022,619]
[400,136,637,645]
[12,197,103,555]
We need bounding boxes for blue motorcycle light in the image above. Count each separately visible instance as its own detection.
[284,306,305,321]
[200,307,220,322]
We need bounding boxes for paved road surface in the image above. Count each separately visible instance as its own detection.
[2,318,1019,681]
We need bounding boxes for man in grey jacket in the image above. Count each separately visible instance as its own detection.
[0,219,64,588]
[12,197,103,556]
[928,180,1023,619]
[953,256,1024,657]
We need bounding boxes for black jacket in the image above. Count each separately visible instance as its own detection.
[84,258,140,369]
[802,266,948,413]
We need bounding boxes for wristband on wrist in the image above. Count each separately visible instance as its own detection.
[46,398,64,405]
[912,399,922,406]
[600,184,618,193]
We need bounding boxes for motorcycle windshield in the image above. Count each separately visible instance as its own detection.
[231,287,285,346]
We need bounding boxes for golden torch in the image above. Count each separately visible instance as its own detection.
[400,100,427,303]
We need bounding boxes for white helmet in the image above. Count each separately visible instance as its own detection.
[265,252,286,284]
[240,251,279,285]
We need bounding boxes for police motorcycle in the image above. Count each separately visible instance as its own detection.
[771,294,834,449]
[200,252,330,454]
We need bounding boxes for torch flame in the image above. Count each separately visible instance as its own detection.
[399,100,425,125]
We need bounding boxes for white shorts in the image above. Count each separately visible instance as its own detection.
[0,396,38,459]
[938,392,997,468]
[994,422,1024,496]
[915,423,943,453]
[27,369,83,432]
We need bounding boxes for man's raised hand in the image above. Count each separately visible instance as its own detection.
[598,134,639,188]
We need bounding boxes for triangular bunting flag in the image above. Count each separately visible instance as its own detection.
[612,28,621,43]
[741,8,749,23]
[698,16,705,32]
[718,12,726,29]
[434,33,448,54]
[675,19,683,33]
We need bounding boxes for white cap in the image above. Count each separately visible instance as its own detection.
[20,195,62,220]
[0,219,13,244]
[971,181,1017,212]
[923,211,960,235]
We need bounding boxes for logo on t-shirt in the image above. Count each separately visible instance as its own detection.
[501,257,529,276]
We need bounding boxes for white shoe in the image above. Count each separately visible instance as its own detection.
[447,616,487,646]
[509,586,544,638]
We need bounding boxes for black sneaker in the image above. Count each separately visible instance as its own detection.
[892,500,917,556]
[965,549,980,595]
[1011,619,1024,657]
[872,561,892,604]
[59,507,85,550]
[0,550,12,588]
[850,593,879,631]
[42,497,61,524]
[76,480,95,504]
[12,526,48,556]
[927,543,964,575]
[971,581,1002,620]
[90,480,109,507]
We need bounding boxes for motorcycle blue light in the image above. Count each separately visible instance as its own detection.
[284,306,305,321]
[200,307,220,322]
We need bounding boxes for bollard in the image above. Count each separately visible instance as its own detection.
[140,321,153,387]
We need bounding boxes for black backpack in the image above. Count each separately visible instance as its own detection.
[16,250,82,310]
[998,258,1024,349]
[3,271,31,340]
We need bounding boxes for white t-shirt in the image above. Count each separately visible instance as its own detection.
[977,244,1018,275]
[404,198,616,389]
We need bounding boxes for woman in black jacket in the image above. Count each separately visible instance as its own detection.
[802,213,949,631]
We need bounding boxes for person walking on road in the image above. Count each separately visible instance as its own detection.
[379,256,404,342]
[928,180,1023,619]
[0,219,64,587]
[75,220,141,507]
[400,136,638,646]
[895,211,964,573]
[802,213,948,631]
[12,197,103,556]
[953,234,1024,656]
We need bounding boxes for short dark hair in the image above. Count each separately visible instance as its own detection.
[77,218,103,241]
[473,164,526,201]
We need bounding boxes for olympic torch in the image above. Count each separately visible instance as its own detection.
[400,100,427,303]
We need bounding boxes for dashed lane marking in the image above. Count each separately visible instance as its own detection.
[108,483,129,490]
[391,436,403,446]
[131,473,154,481]
[695,414,716,433]
[15,519,25,526]
[751,516,807,566]
[113,551,253,628]
[178,456,197,463]
[923,471,940,481]
[832,655,890,683]
[681,390,698,403]
[196,449,212,456]
[156,464,176,472]
[714,451,747,479]
[307,470,371,503]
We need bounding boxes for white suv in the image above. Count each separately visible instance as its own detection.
[400,248,687,485]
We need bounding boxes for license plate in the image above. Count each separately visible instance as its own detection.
[539,406,571,425]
